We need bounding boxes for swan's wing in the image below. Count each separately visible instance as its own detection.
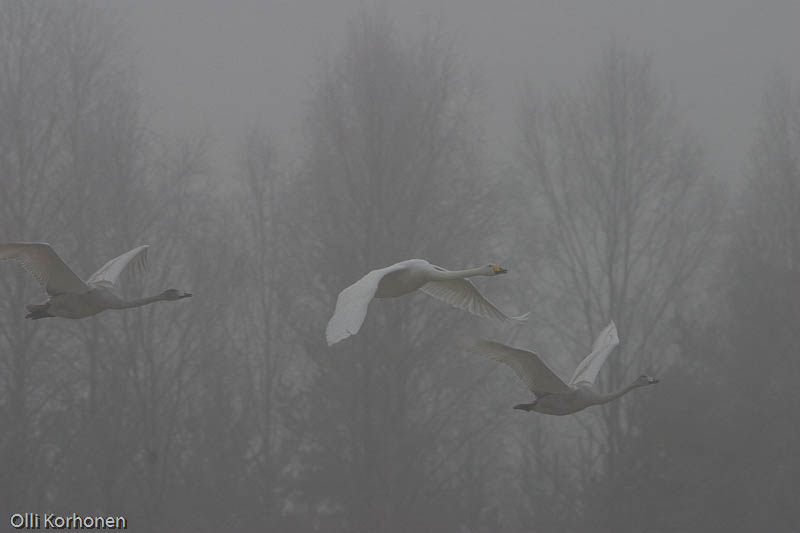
[591,320,619,353]
[0,242,89,295]
[326,263,405,346]
[468,340,571,396]
[419,279,529,323]
[86,245,149,291]
[568,321,620,386]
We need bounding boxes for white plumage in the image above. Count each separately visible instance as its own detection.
[0,242,191,319]
[326,259,528,346]
[469,322,658,415]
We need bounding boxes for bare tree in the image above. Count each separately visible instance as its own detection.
[710,71,800,531]
[0,1,137,512]
[515,40,720,530]
[0,6,219,530]
[625,71,800,533]
[172,126,310,531]
[298,8,508,532]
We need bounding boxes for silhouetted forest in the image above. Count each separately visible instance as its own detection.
[0,2,798,532]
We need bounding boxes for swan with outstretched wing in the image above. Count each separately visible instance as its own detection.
[326,259,528,346]
[468,322,657,415]
[0,242,191,319]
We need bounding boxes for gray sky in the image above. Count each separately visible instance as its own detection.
[122,0,800,181]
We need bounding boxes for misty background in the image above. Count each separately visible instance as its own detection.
[0,1,798,531]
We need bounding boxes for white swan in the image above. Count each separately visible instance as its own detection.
[468,322,658,415]
[0,242,192,319]
[326,259,529,346]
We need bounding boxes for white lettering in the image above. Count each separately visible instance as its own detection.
[9,514,24,529]
[15,511,127,530]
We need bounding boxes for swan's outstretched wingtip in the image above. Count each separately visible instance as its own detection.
[325,329,348,347]
[510,312,530,323]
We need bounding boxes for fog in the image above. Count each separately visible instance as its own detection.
[125,0,800,177]
[1,1,798,531]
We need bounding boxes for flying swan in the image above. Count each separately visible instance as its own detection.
[0,242,192,319]
[326,259,528,346]
[468,321,658,415]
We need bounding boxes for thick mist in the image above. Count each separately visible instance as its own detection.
[1,1,798,531]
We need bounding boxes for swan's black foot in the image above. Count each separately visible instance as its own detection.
[25,302,53,320]
[25,309,54,320]
[513,402,536,412]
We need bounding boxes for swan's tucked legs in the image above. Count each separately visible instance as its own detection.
[25,304,53,320]
[513,402,537,411]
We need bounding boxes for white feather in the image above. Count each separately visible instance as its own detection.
[569,321,620,386]
[86,245,149,292]
[468,339,571,396]
[326,259,527,346]
[0,242,88,295]
[0,242,190,319]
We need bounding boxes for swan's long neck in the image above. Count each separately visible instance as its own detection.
[108,293,167,310]
[595,379,649,405]
[432,267,488,280]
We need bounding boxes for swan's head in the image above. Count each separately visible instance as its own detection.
[161,288,192,300]
[637,374,659,386]
[487,264,508,275]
